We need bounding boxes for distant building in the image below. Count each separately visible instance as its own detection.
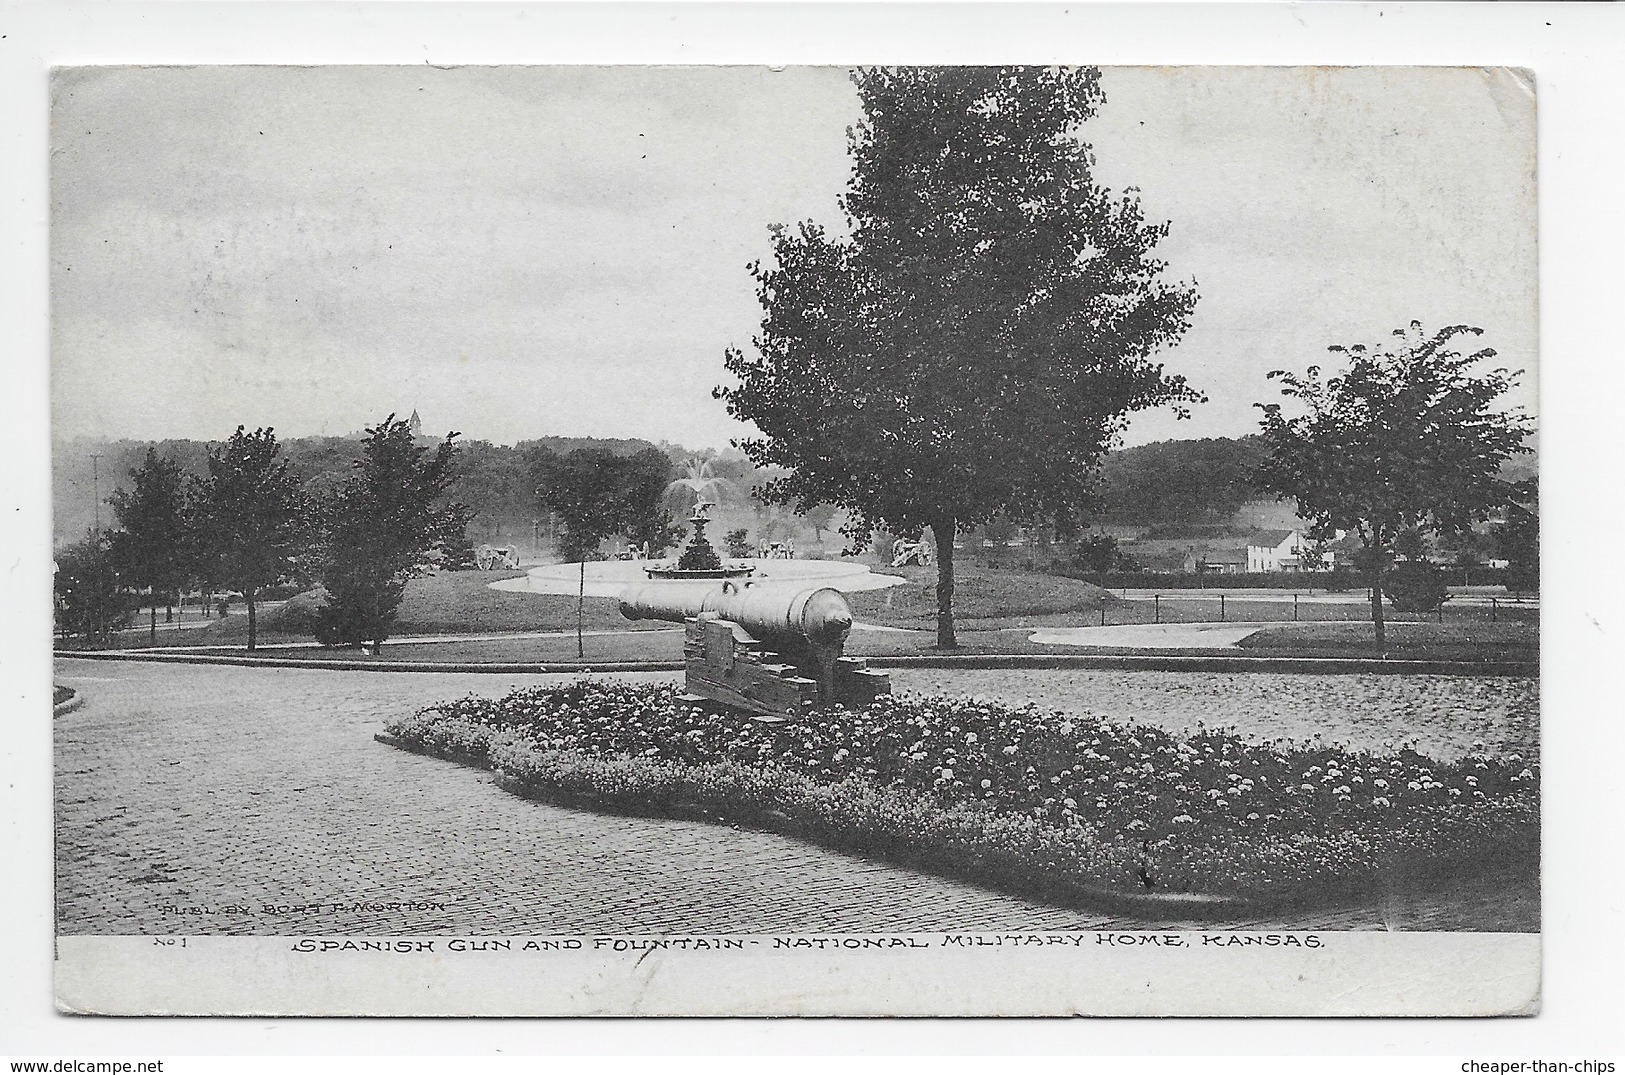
[1174,529,1326,574]
[407,409,423,438]
[1186,545,1248,575]
[1246,529,1305,573]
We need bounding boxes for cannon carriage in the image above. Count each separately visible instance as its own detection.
[474,543,521,570]
[619,580,891,721]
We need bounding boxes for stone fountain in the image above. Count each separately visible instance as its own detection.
[643,502,756,580]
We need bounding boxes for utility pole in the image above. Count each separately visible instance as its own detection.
[89,453,103,535]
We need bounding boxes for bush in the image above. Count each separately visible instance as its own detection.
[385,681,1539,902]
[1050,568,1336,590]
[439,535,479,572]
[53,539,133,644]
[1503,563,1537,595]
[313,572,407,650]
[1385,562,1451,613]
[261,588,327,634]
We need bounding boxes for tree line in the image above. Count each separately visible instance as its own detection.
[59,66,1539,655]
[52,420,696,652]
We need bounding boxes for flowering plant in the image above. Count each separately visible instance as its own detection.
[387,681,1538,899]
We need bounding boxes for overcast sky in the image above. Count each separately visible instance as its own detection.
[50,64,1537,450]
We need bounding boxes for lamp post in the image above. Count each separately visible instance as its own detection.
[89,453,103,536]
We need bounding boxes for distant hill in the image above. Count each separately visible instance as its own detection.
[52,430,680,548]
[1096,436,1269,528]
[52,428,1539,551]
[515,436,663,458]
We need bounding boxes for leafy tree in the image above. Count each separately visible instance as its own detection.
[311,416,473,652]
[451,439,536,544]
[752,500,797,545]
[1072,532,1120,588]
[1495,492,1539,594]
[972,515,1020,566]
[1385,561,1450,614]
[619,448,682,554]
[532,446,658,657]
[1097,436,1268,527]
[107,447,191,643]
[723,528,752,559]
[440,529,479,572]
[803,503,838,543]
[718,66,1199,646]
[188,427,306,651]
[1256,322,1534,646]
[53,536,131,644]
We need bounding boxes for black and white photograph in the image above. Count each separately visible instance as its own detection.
[43,54,1547,1018]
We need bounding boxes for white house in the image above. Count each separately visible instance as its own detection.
[1246,529,1305,573]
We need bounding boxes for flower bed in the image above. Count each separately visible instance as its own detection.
[383,680,1538,907]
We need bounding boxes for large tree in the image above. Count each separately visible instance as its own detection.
[311,416,473,652]
[1495,490,1539,595]
[1255,321,1535,646]
[717,66,1200,646]
[619,448,682,555]
[53,536,131,645]
[107,447,192,643]
[532,446,673,656]
[189,426,305,651]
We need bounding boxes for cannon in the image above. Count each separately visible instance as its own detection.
[475,543,520,570]
[619,580,891,721]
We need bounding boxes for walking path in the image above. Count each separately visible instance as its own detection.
[95,621,911,657]
[1031,622,1273,649]
[52,658,1534,935]
[108,626,682,654]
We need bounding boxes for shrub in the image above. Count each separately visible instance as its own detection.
[53,538,133,644]
[1385,561,1451,613]
[385,681,1539,902]
[1320,568,1355,593]
[1048,569,1342,590]
[313,572,407,650]
[262,588,327,634]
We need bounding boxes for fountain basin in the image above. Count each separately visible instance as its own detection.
[642,561,756,580]
[489,558,908,599]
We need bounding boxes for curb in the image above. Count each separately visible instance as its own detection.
[56,648,1536,677]
[52,649,687,674]
[53,686,83,717]
[866,653,1538,677]
[373,732,1259,920]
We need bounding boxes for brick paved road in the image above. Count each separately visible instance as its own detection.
[54,658,1535,935]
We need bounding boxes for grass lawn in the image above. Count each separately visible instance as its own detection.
[390,570,634,633]
[83,570,658,650]
[63,562,1534,665]
[1237,621,1537,662]
[847,563,1111,629]
[196,631,688,665]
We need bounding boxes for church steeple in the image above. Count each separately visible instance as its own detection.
[407,409,422,438]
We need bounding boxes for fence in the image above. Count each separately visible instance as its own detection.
[1089,591,1538,628]
[1049,567,1529,592]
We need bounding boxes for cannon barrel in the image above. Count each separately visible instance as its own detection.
[620,582,853,649]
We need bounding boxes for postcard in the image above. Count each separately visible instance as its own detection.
[50,62,1538,1017]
